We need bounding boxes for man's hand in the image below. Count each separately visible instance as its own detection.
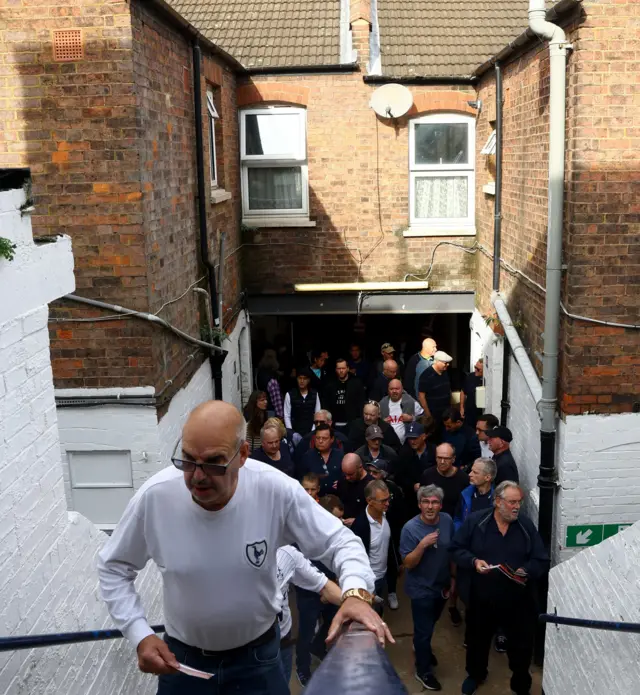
[420,530,439,549]
[384,416,393,423]
[136,635,179,675]
[413,482,420,491]
[326,597,395,647]
[343,517,355,527]
[474,559,491,573]
[400,413,414,423]
[515,567,528,577]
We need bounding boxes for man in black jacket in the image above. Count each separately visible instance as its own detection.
[486,426,519,485]
[450,482,549,695]
[350,479,400,617]
[323,358,366,434]
[348,401,401,453]
[393,422,436,521]
[369,359,399,402]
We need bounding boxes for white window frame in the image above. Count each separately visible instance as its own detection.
[239,106,309,222]
[207,89,219,189]
[407,113,475,235]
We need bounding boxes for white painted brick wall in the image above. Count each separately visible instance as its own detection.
[506,356,542,520]
[555,412,640,563]
[0,184,161,695]
[470,309,503,417]
[220,310,252,411]
[543,521,640,694]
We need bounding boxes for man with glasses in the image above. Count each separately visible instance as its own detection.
[351,480,401,617]
[348,400,401,453]
[475,414,498,459]
[451,482,548,695]
[98,401,391,695]
[400,484,455,692]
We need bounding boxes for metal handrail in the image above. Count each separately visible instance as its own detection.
[0,625,165,653]
[539,613,640,634]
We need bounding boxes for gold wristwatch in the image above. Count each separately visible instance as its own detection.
[341,588,374,605]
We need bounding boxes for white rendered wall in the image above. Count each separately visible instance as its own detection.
[469,309,503,417]
[555,412,640,563]
[506,357,541,520]
[157,358,214,466]
[0,185,161,695]
[543,521,640,694]
[220,310,252,411]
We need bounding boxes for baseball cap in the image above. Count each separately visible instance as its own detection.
[366,459,389,474]
[433,350,453,363]
[365,424,384,440]
[405,422,425,438]
[381,342,396,353]
[486,426,513,443]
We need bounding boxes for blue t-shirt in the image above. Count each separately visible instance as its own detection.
[399,513,453,599]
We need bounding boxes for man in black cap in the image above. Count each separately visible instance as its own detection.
[354,424,398,467]
[348,401,401,452]
[393,422,436,522]
[486,426,519,486]
[284,367,321,437]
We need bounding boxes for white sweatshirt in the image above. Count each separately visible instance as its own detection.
[97,459,374,651]
[276,546,327,638]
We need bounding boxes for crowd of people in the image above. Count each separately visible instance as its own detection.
[243,339,548,694]
[96,340,547,695]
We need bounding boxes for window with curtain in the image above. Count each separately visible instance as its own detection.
[240,107,308,219]
[409,114,475,230]
[206,89,219,188]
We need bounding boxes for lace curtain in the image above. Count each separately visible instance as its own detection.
[247,167,303,210]
[414,176,468,219]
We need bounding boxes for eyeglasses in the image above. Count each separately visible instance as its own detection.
[171,440,243,477]
[436,456,454,462]
[372,496,391,505]
[366,400,379,408]
[421,499,442,506]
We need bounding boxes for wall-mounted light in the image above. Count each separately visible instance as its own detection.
[467,99,482,111]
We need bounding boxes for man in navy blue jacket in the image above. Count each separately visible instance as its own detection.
[450,482,549,695]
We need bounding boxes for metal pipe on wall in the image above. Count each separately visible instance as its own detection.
[192,42,226,399]
[492,62,503,291]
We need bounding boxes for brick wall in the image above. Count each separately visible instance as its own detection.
[1,0,243,398]
[237,74,478,293]
[475,3,640,416]
[544,521,640,693]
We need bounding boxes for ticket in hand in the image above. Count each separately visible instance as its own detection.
[177,663,214,680]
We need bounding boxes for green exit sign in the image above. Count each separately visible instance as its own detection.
[566,523,633,548]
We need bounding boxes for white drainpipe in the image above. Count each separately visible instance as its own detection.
[528,0,572,550]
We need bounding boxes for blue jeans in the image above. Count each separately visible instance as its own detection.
[157,630,289,695]
[410,595,447,675]
[279,642,293,685]
[295,587,338,677]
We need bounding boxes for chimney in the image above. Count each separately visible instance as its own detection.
[349,0,371,69]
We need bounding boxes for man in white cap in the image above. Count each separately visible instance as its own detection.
[418,350,453,426]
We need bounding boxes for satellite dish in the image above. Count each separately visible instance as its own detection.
[369,83,414,119]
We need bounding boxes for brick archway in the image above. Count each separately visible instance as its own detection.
[237,82,310,108]
[407,90,476,117]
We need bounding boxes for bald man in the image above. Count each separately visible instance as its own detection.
[98,401,390,695]
[369,359,400,402]
[379,379,424,445]
[404,338,438,398]
[336,453,374,525]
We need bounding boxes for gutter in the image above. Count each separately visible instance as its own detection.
[473,0,581,79]
[243,62,358,76]
[363,75,476,85]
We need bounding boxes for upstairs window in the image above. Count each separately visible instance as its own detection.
[207,89,219,188]
[409,113,475,232]
[240,107,308,221]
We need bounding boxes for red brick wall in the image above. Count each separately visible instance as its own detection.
[475,1,640,415]
[237,74,478,293]
[0,0,242,394]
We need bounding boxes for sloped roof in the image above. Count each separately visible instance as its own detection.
[377,0,561,78]
[166,0,342,68]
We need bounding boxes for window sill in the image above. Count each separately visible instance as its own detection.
[482,182,496,196]
[211,188,232,204]
[242,217,316,228]
[403,226,476,238]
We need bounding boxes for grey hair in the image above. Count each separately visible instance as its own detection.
[364,479,389,500]
[474,457,497,480]
[236,419,248,446]
[495,481,522,499]
[436,441,456,456]
[259,423,280,440]
[315,408,333,422]
[417,484,444,503]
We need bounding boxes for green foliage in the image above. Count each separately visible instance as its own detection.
[0,237,17,261]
